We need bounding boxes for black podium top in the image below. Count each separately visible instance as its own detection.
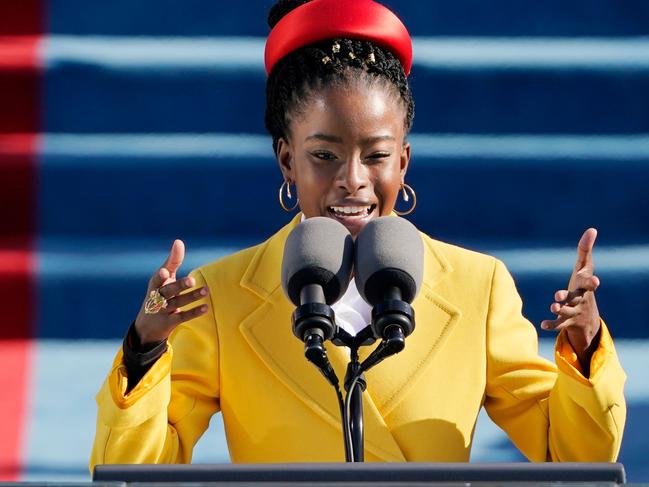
[93,462,627,485]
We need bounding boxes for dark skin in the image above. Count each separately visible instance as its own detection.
[276,83,411,237]
[134,82,603,379]
[541,228,602,376]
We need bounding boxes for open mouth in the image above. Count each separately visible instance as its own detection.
[327,204,377,219]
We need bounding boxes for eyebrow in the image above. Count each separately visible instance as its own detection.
[304,133,395,144]
[305,133,343,143]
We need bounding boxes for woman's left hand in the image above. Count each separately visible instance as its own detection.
[541,228,602,375]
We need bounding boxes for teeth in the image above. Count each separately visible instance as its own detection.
[329,205,371,216]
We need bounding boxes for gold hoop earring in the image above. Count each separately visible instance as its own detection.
[394,183,417,216]
[278,180,299,212]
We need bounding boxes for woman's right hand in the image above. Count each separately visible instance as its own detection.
[134,239,209,346]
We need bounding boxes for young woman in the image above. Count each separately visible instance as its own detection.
[90,0,625,467]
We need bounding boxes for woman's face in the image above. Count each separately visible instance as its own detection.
[277,82,410,236]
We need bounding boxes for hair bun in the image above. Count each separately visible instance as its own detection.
[268,0,311,29]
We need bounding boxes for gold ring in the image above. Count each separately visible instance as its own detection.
[144,289,168,314]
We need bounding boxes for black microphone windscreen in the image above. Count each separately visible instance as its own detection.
[354,216,424,305]
[281,217,354,306]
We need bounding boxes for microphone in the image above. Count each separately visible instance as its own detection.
[354,216,424,371]
[281,217,354,386]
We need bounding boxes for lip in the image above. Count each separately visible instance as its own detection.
[326,202,378,235]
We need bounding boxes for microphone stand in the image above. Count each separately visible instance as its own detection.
[332,327,375,462]
[295,300,413,463]
[330,291,414,462]
[345,349,366,462]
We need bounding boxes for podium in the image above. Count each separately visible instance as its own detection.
[93,462,627,485]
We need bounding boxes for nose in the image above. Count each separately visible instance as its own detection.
[337,157,368,195]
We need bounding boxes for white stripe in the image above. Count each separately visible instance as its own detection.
[37,246,242,278]
[44,36,264,70]
[40,133,649,162]
[43,36,649,71]
[407,134,649,161]
[489,245,649,274]
[42,133,272,161]
[414,37,649,70]
[36,241,649,278]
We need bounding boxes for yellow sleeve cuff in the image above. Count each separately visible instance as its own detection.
[96,344,174,428]
[555,319,615,385]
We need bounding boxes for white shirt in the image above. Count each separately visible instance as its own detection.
[332,278,372,336]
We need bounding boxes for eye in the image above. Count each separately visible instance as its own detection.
[311,151,337,161]
[365,152,391,162]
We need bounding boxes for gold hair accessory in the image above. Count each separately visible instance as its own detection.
[367,52,376,63]
[394,183,417,216]
[348,51,356,60]
[279,180,299,212]
[332,42,341,54]
[322,55,332,64]
[144,289,168,314]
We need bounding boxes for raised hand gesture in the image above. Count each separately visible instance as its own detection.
[134,240,209,346]
[541,228,601,375]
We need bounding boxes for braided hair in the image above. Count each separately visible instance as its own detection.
[265,0,415,155]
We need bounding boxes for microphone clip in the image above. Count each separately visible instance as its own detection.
[359,296,415,373]
[292,302,339,387]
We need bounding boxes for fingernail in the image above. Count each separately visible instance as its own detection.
[199,288,208,296]
[201,305,208,312]
[185,277,194,286]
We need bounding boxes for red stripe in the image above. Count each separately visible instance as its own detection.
[0,340,33,481]
[0,36,41,69]
[0,0,41,479]
[0,188,36,482]
[0,134,38,158]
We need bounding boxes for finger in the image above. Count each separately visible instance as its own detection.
[162,239,185,278]
[541,318,564,330]
[550,300,582,315]
[571,271,600,293]
[591,274,600,289]
[541,316,578,331]
[556,288,587,306]
[565,294,584,307]
[550,318,576,332]
[149,266,171,290]
[574,228,597,272]
[165,286,209,313]
[555,305,579,319]
[159,275,196,299]
[169,303,209,326]
[554,290,569,302]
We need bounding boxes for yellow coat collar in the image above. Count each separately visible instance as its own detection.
[240,213,455,299]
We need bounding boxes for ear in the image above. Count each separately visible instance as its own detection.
[276,137,295,181]
[400,141,411,179]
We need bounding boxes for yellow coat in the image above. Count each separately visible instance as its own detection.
[90,214,626,468]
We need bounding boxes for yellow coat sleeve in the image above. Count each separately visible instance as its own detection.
[483,259,626,462]
[89,269,220,471]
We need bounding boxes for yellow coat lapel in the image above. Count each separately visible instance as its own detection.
[361,236,462,418]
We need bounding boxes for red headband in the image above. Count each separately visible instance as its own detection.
[264,0,412,76]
